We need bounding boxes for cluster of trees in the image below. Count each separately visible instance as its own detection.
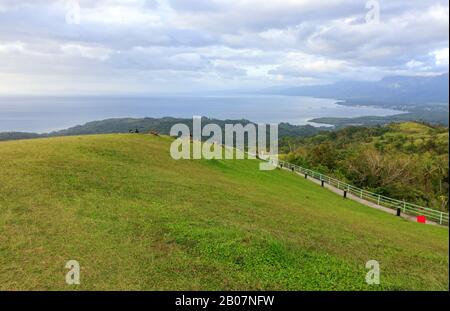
[280,123,449,211]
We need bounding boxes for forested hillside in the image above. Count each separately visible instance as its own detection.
[280,122,449,211]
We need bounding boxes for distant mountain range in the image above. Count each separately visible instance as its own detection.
[267,73,449,106]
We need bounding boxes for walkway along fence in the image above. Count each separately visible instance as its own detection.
[261,156,449,226]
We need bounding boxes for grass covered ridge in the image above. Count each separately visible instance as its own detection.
[0,134,448,290]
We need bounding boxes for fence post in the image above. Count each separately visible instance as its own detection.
[273,158,448,226]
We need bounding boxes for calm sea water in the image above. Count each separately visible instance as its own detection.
[0,95,402,133]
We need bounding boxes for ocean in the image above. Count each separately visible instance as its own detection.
[0,95,402,133]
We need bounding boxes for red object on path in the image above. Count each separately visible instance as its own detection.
[417,215,426,223]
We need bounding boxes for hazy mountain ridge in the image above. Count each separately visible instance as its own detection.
[272,74,449,105]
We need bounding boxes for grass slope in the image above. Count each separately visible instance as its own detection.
[386,122,449,144]
[0,134,448,290]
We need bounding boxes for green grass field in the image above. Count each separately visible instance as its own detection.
[385,122,449,145]
[0,134,448,290]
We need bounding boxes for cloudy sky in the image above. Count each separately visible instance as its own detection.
[0,0,448,94]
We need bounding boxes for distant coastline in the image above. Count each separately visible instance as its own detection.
[0,95,402,133]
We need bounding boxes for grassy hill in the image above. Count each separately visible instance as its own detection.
[384,122,449,145]
[0,134,448,290]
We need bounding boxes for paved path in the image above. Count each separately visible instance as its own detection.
[279,167,444,227]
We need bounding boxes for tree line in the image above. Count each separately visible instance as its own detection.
[280,122,449,211]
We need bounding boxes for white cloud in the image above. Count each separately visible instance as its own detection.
[269,52,347,79]
[0,0,448,94]
[406,60,425,69]
[60,43,114,61]
[431,48,450,66]
[82,5,162,25]
[0,42,25,54]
